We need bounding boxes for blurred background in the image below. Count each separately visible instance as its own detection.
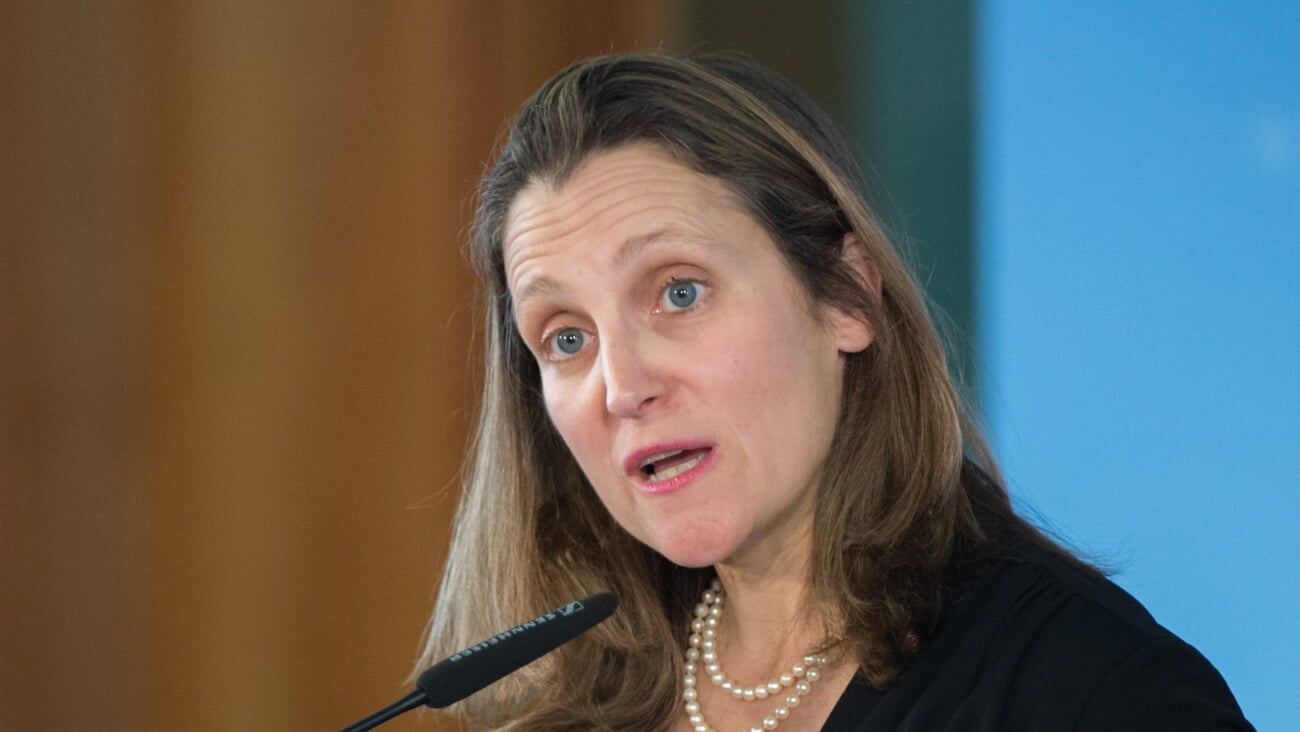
[2,2,1294,730]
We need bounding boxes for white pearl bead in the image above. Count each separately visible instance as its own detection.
[678,577,829,732]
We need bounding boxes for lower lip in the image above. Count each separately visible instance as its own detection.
[633,448,717,496]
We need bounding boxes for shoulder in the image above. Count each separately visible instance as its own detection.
[973,546,1254,731]
[834,542,1255,731]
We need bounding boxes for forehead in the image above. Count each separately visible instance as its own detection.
[501,145,748,282]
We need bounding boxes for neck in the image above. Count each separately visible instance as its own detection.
[680,564,841,732]
[711,542,827,676]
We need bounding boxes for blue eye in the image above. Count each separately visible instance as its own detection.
[553,328,586,355]
[664,280,700,310]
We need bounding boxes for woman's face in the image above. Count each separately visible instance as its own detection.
[503,144,872,569]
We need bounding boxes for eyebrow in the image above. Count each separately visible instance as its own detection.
[612,226,695,268]
[511,226,705,310]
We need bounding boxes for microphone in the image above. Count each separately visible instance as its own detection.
[340,592,619,732]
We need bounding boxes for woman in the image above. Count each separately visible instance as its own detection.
[418,52,1253,731]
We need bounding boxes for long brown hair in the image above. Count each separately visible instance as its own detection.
[418,51,1070,730]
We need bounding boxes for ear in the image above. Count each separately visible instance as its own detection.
[829,233,880,354]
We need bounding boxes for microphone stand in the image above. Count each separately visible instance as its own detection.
[340,689,426,732]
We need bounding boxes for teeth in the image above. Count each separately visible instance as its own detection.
[645,452,705,482]
[639,449,683,472]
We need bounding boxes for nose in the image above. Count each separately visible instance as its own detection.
[599,330,665,418]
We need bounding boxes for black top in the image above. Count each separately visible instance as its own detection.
[822,545,1255,731]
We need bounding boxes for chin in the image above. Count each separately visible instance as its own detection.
[649,524,740,569]
[660,550,723,569]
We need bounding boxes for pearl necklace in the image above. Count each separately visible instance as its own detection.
[681,579,827,732]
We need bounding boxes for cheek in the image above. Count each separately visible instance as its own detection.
[542,382,636,525]
[720,317,845,442]
[542,386,577,446]
[721,318,823,392]
[542,380,604,470]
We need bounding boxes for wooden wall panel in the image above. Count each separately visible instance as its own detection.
[1,2,46,729]
[2,3,676,730]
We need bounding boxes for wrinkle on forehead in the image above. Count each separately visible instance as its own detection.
[501,145,747,296]
[511,225,708,312]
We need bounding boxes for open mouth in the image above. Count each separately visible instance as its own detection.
[638,447,711,483]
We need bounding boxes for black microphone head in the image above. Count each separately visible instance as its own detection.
[416,592,619,708]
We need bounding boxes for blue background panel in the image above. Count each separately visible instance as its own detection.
[978,4,1299,729]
